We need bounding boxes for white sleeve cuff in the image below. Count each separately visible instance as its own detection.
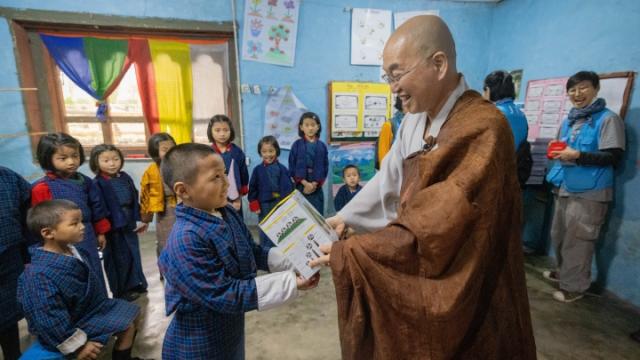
[56,328,87,355]
[268,248,295,272]
[255,271,298,311]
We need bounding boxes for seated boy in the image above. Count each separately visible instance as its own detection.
[18,200,139,360]
[334,164,363,212]
[158,143,319,360]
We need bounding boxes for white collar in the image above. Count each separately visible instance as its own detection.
[426,75,469,139]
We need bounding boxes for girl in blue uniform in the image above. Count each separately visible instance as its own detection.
[90,144,148,301]
[208,115,249,215]
[288,112,329,215]
[19,200,139,360]
[248,136,294,247]
[31,133,110,294]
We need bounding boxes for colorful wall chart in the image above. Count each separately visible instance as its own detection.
[242,0,300,67]
[350,8,392,66]
[329,81,391,143]
[263,86,307,149]
[330,142,375,197]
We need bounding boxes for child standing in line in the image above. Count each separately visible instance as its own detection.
[0,166,31,360]
[158,143,319,360]
[31,133,110,294]
[91,144,148,301]
[18,200,139,360]
[289,112,329,215]
[140,132,176,266]
[207,115,249,215]
[248,136,294,248]
[334,164,363,212]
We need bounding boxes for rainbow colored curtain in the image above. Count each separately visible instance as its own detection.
[40,34,229,144]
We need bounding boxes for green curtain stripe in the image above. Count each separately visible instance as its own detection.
[84,37,129,98]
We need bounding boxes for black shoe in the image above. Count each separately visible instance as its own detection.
[122,291,141,302]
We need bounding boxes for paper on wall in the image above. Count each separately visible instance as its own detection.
[351,8,392,65]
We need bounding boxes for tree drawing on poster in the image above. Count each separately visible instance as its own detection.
[264,87,307,150]
[242,0,300,67]
[330,143,375,197]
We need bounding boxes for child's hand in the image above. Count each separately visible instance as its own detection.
[135,222,149,234]
[296,272,320,290]
[302,182,314,194]
[140,211,154,223]
[97,234,106,250]
[310,182,318,192]
[76,341,103,360]
[232,198,242,210]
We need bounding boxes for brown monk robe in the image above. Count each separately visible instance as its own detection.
[330,91,536,359]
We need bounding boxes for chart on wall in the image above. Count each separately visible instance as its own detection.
[242,0,300,67]
[350,8,392,66]
[329,81,391,143]
[263,86,307,149]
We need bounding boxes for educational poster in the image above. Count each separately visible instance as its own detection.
[263,87,307,149]
[393,10,439,29]
[242,0,300,67]
[329,81,391,142]
[523,77,569,185]
[329,143,376,197]
[351,8,392,65]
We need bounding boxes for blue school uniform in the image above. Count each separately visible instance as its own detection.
[213,143,250,197]
[17,246,139,356]
[159,204,271,360]
[334,184,362,212]
[248,160,294,247]
[33,173,110,294]
[288,138,328,215]
[94,172,148,298]
[0,166,30,332]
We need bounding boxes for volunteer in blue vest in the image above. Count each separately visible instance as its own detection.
[544,71,625,303]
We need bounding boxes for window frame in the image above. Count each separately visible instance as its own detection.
[4,8,241,160]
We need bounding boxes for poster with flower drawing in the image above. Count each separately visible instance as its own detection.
[242,0,300,67]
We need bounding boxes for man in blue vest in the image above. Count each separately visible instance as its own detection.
[544,71,625,303]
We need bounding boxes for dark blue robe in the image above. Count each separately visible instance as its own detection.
[17,246,138,355]
[159,204,270,360]
[288,138,328,215]
[334,184,363,212]
[93,172,148,298]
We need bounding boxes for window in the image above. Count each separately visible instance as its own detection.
[60,67,148,156]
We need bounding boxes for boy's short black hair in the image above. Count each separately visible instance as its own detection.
[483,70,516,102]
[207,114,236,143]
[89,144,124,174]
[257,135,281,157]
[566,71,600,91]
[161,143,217,189]
[298,112,322,138]
[36,133,85,172]
[27,200,80,240]
[148,132,176,164]
[342,164,360,177]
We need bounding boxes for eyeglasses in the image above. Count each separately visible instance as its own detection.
[382,53,434,85]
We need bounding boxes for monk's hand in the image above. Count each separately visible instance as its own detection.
[309,243,333,268]
[296,272,320,290]
[326,215,353,240]
[551,146,580,161]
[97,234,106,251]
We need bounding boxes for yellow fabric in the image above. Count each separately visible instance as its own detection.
[140,162,176,214]
[149,40,193,144]
[377,121,394,164]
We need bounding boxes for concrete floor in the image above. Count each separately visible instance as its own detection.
[10,231,640,359]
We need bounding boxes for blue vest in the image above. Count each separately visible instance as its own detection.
[546,109,614,192]
[496,98,528,151]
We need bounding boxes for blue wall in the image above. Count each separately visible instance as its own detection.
[486,0,640,306]
[0,0,638,306]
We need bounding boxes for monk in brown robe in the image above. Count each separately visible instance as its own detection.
[311,15,536,359]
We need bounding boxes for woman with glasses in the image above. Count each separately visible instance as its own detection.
[544,71,626,303]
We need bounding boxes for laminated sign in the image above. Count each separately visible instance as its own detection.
[259,190,338,279]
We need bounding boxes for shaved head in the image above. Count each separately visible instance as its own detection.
[389,15,456,67]
[382,15,460,116]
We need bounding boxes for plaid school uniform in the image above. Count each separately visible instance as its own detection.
[0,166,31,332]
[94,172,147,297]
[159,204,271,360]
[17,246,139,355]
[32,173,110,293]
